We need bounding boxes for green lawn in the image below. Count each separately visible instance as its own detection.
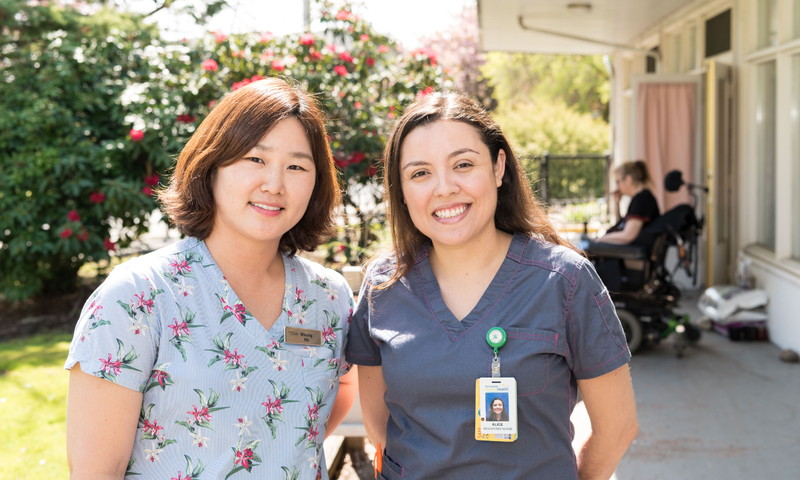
[0,332,72,479]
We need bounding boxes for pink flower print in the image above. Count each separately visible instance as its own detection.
[133,292,154,313]
[307,403,320,420]
[187,405,211,424]
[168,319,190,339]
[306,425,320,443]
[171,472,192,480]
[321,326,335,343]
[234,448,255,469]
[142,419,163,437]
[99,354,122,376]
[170,259,192,275]
[262,395,283,415]
[223,348,244,366]
[295,286,304,301]
[223,302,247,323]
[152,369,169,387]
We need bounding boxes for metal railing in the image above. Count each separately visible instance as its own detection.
[532,153,611,207]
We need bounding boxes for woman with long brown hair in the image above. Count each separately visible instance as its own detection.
[347,92,638,479]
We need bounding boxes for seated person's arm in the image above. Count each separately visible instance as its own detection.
[597,218,644,245]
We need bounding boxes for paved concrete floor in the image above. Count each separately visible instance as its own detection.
[603,290,800,480]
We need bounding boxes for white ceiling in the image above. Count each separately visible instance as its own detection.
[478,0,697,55]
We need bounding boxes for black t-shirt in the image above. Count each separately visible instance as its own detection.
[609,188,660,247]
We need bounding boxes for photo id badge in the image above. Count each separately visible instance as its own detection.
[475,377,518,442]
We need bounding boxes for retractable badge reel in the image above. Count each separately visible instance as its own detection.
[475,327,518,442]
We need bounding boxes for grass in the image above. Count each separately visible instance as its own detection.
[0,332,72,480]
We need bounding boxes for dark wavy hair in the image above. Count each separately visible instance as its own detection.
[615,160,652,186]
[157,77,339,255]
[380,92,577,287]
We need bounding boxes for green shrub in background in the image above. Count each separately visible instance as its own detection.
[0,0,447,301]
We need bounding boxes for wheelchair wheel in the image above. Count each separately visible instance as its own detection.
[617,309,643,354]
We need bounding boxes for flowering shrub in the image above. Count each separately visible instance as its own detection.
[0,0,447,301]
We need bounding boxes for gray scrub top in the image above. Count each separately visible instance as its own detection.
[346,233,631,479]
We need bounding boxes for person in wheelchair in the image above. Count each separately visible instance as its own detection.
[588,160,660,291]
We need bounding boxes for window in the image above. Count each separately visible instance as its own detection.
[757,0,778,48]
[706,9,731,57]
[792,55,800,259]
[755,61,777,250]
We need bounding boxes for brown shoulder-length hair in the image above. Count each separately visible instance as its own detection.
[158,77,340,255]
[381,92,578,286]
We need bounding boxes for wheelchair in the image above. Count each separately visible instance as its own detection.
[586,171,704,357]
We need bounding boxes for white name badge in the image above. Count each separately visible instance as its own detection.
[475,377,518,442]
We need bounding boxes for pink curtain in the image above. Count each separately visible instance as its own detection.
[635,83,696,211]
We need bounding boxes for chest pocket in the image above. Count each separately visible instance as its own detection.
[496,327,560,396]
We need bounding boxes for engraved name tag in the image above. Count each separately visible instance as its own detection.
[284,326,323,346]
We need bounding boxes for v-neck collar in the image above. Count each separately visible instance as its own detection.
[195,239,292,339]
[415,233,528,341]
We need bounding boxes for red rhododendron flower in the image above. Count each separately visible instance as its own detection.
[378,45,390,53]
[104,238,116,251]
[366,165,378,177]
[350,152,365,164]
[142,186,154,196]
[366,57,375,67]
[89,191,106,204]
[339,51,353,63]
[411,47,438,66]
[145,173,160,186]
[360,34,370,42]
[354,101,362,109]
[59,228,73,239]
[213,31,228,43]
[333,65,348,76]
[129,129,144,142]
[335,9,351,20]
[232,75,265,91]
[271,59,286,71]
[76,229,89,242]
[201,59,218,71]
[176,114,196,124]
[324,44,337,53]
[67,210,81,222]
[299,33,314,45]
[418,86,435,98]
[259,31,274,43]
[231,50,244,58]
[309,50,323,61]
[334,157,350,168]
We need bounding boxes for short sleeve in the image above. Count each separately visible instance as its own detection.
[566,258,631,379]
[345,263,384,366]
[64,264,162,392]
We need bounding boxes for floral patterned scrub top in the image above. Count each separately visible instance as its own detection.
[65,238,353,480]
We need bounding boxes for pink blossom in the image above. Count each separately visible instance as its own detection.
[223,348,245,366]
[262,395,283,415]
[299,33,315,45]
[354,101,362,109]
[378,45,390,53]
[306,425,320,442]
[213,31,228,43]
[258,31,274,43]
[144,173,160,186]
[201,59,218,72]
[234,448,255,469]
[309,50,322,61]
[76,229,89,242]
[295,287,304,301]
[335,9,351,20]
[142,419,163,437]
[321,326,335,343]
[231,50,244,58]
[366,57,375,67]
[141,186,154,196]
[104,237,116,251]
[187,405,211,424]
[333,65,348,76]
[152,369,169,387]
[168,319,190,338]
[134,292,154,313]
[271,59,286,71]
[339,51,353,63]
[176,114,196,124]
[334,157,350,169]
[171,472,192,480]
[89,191,106,203]
[307,403,320,420]
[350,152,365,164]
[418,86,435,98]
[170,259,192,275]
[100,353,122,376]
[360,34,370,42]
[67,210,81,222]
[59,228,73,239]
[129,129,144,142]
[366,165,378,177]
